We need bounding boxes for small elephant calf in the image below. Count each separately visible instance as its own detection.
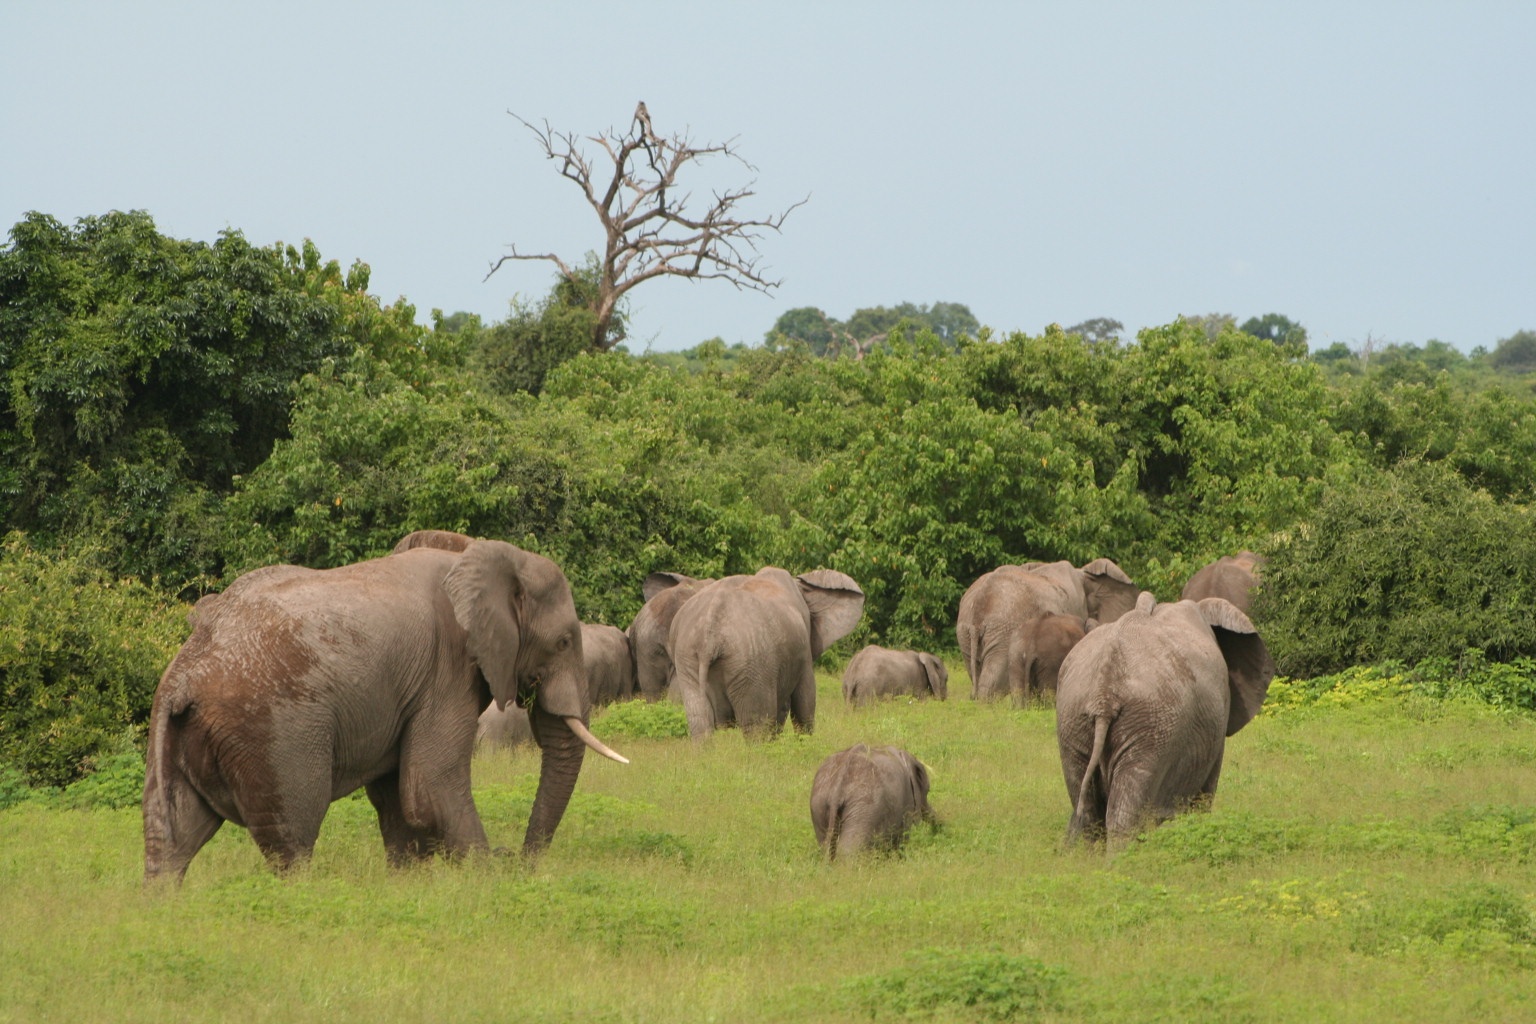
[810,744,936,861]
[842,645,948,705]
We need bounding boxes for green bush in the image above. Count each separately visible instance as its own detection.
[0,533,188,786]
[1257,460,1536,677]
[847,948,1070,1021]
[591,699,689,740]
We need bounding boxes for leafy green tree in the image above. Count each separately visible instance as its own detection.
[1064,317,1124,345]
[1239,312,1308,356]
[1489,330,1536,373]
[1257,460,1536,676]
[0,210,407,587]
[766,306,841,355]
[472,258,621,395]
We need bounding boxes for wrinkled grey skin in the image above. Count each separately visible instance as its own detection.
[1056,592,1274,846]
[957,559,1137,702]
[143,530,597,881]
[1003,613,1089,705]
[1180,551,1266,616]
[582,622,636,707]
[842,645,948,705]
[627,573,713,701]
[810,744,936,860]
[669,567,865,739]
[476,703,533,750]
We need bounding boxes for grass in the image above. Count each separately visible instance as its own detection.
[3,664,1535,1023]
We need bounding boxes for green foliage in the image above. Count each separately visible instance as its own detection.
[591,699,690,740]
[0,532,187,786]
[766,301,979,356]
[1238,311,1308,356]
[0,210,436,590]
[847,948,1070,1021]
[1351,882,1536,960]
[1488,329,1536,373]
[472,257,623,395]
[1257,460,1536,677]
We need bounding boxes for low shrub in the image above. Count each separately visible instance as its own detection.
[592,699,690,740]
[0,532,189,786]
[847,947,1070,1021]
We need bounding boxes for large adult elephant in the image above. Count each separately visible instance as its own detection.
[1055,592,1273,846]
[956,559,1136,702]
[810,744,936,860]
[1181,551,1266,615]
[842,645,948,705]
[627,573,714,701]
[582,622,636,706]
[669,567,864,739]
[142,530,628,882]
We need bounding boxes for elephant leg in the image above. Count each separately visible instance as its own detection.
[396,712,487,857]
[732,679,780,741]
[365,773,441,865]
[789,668,816,735]
[676,673,717,739]
[143,777,225,883]
[241,735,332,871]
[974,646,1009,702]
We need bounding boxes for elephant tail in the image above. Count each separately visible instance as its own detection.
[141,677,193,881]
[1072,713,1112,830]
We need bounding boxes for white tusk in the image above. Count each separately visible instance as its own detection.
[564,717,630,764]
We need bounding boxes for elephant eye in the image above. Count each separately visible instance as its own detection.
[557,635,572,651]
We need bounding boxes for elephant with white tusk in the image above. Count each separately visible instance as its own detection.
[142,530,627,882]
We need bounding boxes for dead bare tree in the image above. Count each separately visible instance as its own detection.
[488,103,806,351]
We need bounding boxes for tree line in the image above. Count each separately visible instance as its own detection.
[3,209,1536,785]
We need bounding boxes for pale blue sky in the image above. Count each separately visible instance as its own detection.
[3,2,1532,352]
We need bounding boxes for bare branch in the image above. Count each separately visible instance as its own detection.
[490,105,805,351]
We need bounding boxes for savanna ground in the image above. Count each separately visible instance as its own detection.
[3,666,1535,1023]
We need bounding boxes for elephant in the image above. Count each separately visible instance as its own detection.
[141,530,628,882]
[956,559,1136,702]
[1181,551,1266,615]
[1055,592,1274,846]
[810,744,936,860]
[476,702,533,750]
[668,567,865,739]
[627,572,714,701]
[1003,613,1089,705]
[842,645,948,705]
[582,622,636,707]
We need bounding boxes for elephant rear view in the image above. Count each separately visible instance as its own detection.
[627,572,714,701]
[810,744,935,860]
[1181,551,1266,616]
[582,622,636,707]
[1055,592,1274,846]
[957,559,1135,702]
[668,567,864,739]
[842,645,948,705]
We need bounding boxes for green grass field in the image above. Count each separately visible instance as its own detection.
[3,666,1535,1023]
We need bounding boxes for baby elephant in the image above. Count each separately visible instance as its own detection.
[842,645,948,705]
[810,744,936,861]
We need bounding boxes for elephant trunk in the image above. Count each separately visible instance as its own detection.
[522,706,589,856]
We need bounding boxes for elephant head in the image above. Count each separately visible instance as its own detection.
[917,652,949,700]
[436,536,629,852]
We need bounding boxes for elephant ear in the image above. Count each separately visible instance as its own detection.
[920,653,948,699]
[797,569,866,658]
[642,571,698,603]
[442,540,526,710]
[903,750,932,804]
[1081,558,1139,623]
[1196,598,1275,736]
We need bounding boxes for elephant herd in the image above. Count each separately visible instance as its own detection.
[141,530,1269,881]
